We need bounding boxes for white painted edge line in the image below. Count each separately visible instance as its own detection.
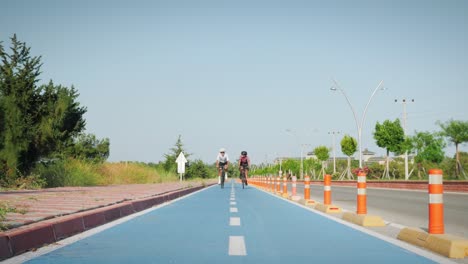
[252,186,456,264]
[4,185,212,264]
[228,236,247,256]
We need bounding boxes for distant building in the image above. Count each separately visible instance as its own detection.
[362,148,375,162]
[305,151,316,160]
[366,156,389,165]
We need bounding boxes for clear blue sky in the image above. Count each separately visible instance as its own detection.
[2,0,467,164]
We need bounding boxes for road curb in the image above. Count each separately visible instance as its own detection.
[0,184,211,260]
[398,227,468,259]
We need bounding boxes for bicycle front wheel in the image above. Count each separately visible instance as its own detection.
[221,171,225,188]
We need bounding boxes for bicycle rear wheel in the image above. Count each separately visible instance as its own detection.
[241,171,245,189]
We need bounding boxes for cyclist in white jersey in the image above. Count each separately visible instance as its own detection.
[216,148,229,184]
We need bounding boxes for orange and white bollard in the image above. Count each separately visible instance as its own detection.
[357,171,367,215]
[282,176,288,197]
[324,174,331,205]
[276,176,281,193]
[291,176,297,196]
[428,169,444,234]
[315,174,341,213]
[304,176,310,200]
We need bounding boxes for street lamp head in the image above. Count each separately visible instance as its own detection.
[330,86,337,91]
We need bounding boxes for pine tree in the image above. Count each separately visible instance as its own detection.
[163,135,190,172]
[0,35,87,182]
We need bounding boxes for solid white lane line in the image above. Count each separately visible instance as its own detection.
[230,217,241,226]
[230,207,238,213]
[229,236,247,256]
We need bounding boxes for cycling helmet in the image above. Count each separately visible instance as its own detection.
[219,148,226,152]
[241,151,247,155]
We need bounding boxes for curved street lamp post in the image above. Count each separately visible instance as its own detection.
[330,79,385,169]
[328,131,341,174]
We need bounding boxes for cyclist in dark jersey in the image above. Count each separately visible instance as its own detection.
[238,151,250,185]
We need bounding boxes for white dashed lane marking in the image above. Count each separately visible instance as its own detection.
[228,236,247,256]
[228,182,245,256]
[230,217,241,226]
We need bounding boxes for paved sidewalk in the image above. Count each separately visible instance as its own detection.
[0,180,216,260]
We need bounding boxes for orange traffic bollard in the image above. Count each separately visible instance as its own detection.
[276,176,281,193]
[291,176,297,196]
[428,169,444,234]
[283,176,288,195]
[324,174,331,205]
[304,176,310,200]
[357,171,367,214]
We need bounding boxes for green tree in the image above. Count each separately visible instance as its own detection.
[163,135,189,173]
[0,35,86,182]
[64,133,110,163]
[438,119,468,179]
[303,158,321,179]
[373,119,405,179]
[281,158,300,177]
[409,131,445,179]
[313,145,330,179]
[340,135,357,180]
[186,159,212,179]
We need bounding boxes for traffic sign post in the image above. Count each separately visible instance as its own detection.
[176,152,187,181]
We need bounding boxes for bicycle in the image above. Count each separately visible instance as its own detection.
[240,167,247,189]
[220,165,226,189]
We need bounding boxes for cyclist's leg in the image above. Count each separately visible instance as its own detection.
[244,167,249,185]
[245,169,248,178]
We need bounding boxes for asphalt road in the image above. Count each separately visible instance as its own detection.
[294,183,468,238]
[10,180,449,264]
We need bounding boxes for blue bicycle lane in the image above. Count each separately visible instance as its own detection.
[20,180,445,264]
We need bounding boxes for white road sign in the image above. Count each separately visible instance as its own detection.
[176,152,187,174]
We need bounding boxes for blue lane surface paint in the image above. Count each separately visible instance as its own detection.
[25,181,438,264]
